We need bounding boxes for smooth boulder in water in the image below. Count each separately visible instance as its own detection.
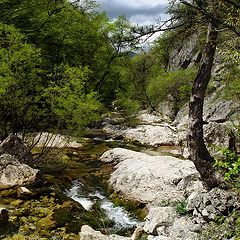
[100,148,202,204]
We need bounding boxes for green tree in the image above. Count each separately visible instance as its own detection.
[0,23,46,137]
[147,68,195,116]
[0,21,103,137]
[44,65,102,133]
[177,0,240,188]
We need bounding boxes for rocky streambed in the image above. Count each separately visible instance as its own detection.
[0,133,148,240]
[0,101,240,240]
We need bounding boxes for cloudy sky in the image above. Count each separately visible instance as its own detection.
[96,0,170,26]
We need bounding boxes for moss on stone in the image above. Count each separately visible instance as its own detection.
[110,192,147,220]
[200,211,240,239]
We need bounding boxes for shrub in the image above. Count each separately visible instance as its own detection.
[175,200,188,215]
[147,68,195,115]
[214,148,240,182]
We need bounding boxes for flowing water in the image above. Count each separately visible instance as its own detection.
[66,180,139,232]
[58,133,142,234]
[0,131,146,238]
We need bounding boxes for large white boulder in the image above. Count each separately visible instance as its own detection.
[122,124,178,147]
[0,154,38,190]
[29,132,83,148]
[101,148,200,204]
[100,148,148,164]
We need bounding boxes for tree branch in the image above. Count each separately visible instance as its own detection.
[222,0,240,9]
[180,0,240,36]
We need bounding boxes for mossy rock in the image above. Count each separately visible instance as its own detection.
[37,214,56,230]
[0,188,17,198]
[201,211,240,239]
[110,193,147,220]
[52,207,73,227]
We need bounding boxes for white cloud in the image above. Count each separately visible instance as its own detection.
[96,0,169,25]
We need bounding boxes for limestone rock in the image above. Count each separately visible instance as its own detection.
[122,124,178,147]
[31,132,83,148]
[173,104,189,128]
[102,148,200,203]
[17,186,32,198]
[100,148,148,164]
[0,154,38,190]
[137,112,163,124]
[177,175,206,198]
[0,134,33,165]
[203,100,237,123]
[168,33,200,71]
[103,121,179,147]
[148,236,172,240]
[143,206,201,239]
[187,188,240,221]
[168,217,201,240]
[131,226,144,240]
[143,207,177,235]
[80,225,130,240]
[156,101,176,122]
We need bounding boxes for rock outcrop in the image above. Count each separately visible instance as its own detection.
[29,132,83,148]
[100,148,207,239]
[103,94,239,159]
[100,148,201,204]
[143,207,177,235]
[0,134,33,165]
[100,148,240,240]
[103,123,180,147]
[0,154,38,190]
[168,33,200,71]
[187,188,240,221]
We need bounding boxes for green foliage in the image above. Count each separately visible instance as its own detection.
[0,20,103,136]
[0,0,133,136]
[0,23,46,134]
[175,200,188,216]
[214,148,240,181]
[45,65,102,132]
[116,92,140,115]
[147,68,195,114]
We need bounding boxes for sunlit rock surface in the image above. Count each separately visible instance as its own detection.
[101,148,200,204]
[0,154,38,190]
[30,132,83,148]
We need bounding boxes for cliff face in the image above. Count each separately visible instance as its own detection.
[167,33,201,71]
[167,32,223,75]
[165,31,240,155]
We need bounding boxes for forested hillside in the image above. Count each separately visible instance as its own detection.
[0,0,240,239]
[0,0,239,138]
[0,0,137,137]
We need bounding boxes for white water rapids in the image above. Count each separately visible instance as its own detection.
[66,180,139,230]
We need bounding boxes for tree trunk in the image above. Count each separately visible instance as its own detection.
[187,21,221,189]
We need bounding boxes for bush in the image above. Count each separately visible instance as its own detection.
[147,68,195,115]
[214,148,240,182]
[175,200,188,215]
